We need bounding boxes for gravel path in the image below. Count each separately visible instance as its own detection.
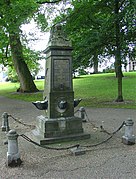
[0,96,136,179]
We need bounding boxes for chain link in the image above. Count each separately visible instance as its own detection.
[20,121,125,150]
[7,112,125,151]
[20,134,80,150]
[8,114,35,129]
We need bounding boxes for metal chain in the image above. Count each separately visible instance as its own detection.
[19,121,125,150]
[74,109,79,114]
[8,111,125,150]
[81,121,125,148]
[8,114,35,129]
[74,109,97,128]
[20,134,80,150]
[84,110,97,128]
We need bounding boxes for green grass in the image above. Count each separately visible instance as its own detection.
[0,72,136,109]
[0,80,44,102]
[73,72,136,108]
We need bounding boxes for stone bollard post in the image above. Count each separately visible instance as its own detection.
[122,118,135,145]
[7,130,22,167]
[79,107,86,122]
[1,112,10,132]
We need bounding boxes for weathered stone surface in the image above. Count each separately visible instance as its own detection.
[47,24,72,47]
[37,116,82,137]
[32,24,90,144]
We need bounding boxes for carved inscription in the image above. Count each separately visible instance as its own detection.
[53,59,71,90]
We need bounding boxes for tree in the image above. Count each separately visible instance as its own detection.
[0,0,62,92]
[53,0,136,101]
[114,0,123,101]
[0,0,39,92]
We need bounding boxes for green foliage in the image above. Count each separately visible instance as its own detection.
[0,0,47,82]
[7,66,19,82]
[0,0,38,32]
[78,68,88,75]
[0,0,40,67]
[53,0,135,70]
[34,13,48,31]
[0,0,63,92]
[64,1,108,69]
[6,47,42,81]
[0,30,11,66]
[51,0,135,101]
[23,47,42,76]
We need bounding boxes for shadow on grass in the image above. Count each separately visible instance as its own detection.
[73,75,93,80]
[11,90,44,95]
[80,98,136,109]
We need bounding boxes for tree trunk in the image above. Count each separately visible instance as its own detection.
[114,0,123,102]
[93,54,98,74]
[9,32,39,93]
[114,61,124,78]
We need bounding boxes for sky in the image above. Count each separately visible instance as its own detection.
[21,21,50,76]
[21,21,50,51]
[21,21,128,74]
[21,21,116,75]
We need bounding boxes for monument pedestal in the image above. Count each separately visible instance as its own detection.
[31,25,90,145]
[32,115,90,145]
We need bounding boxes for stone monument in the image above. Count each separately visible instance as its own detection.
[32,24,90,144]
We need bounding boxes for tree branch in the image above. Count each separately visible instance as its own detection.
[118,0,125,10]
[36,0,62,4]
[5,43,9,58]
[1,58,10,67]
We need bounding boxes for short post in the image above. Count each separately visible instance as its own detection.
[7,130,22,167]
[1,112,10,132]
[122,118,135,145]
[70,145,86,156]
[79,107,86,122]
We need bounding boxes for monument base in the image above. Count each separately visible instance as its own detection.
[31,115,90,145]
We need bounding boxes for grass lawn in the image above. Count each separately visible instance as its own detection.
[0,72,136,109]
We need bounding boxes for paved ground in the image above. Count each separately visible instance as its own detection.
[0,96,136,179]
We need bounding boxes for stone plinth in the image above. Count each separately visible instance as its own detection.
[32,115,90,145]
